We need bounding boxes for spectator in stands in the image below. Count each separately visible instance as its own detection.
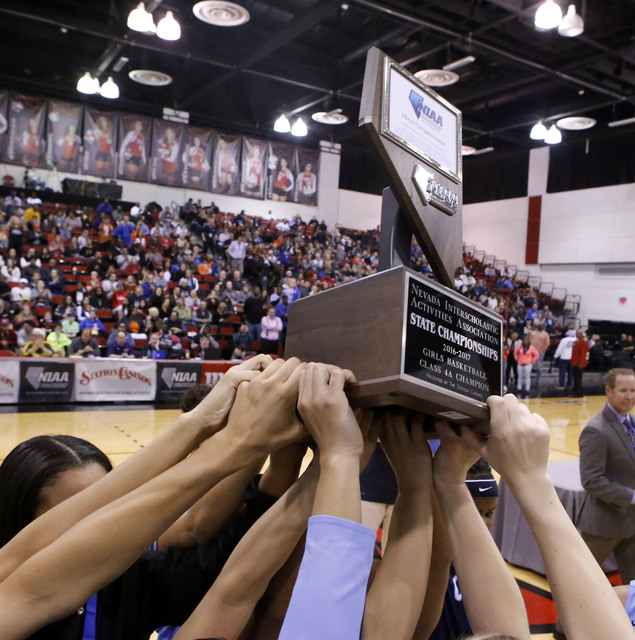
[12,278,32,304]
[55,295,77,322]
[96,198,113,217]
[47,322,72,357]
[22,327,55,357]
[192,300,212,326]
[128,285,145,309]
[227,233,248,275]
[61,312,79,338]
[554,328,577,393]
[514,336,540,399]
[174,297,192,323]
[113,215,135,248]
[504,329,521,393]
[192,334,221,360]
[0,318,18,352]
[16,319,35,349]
[244,286,264,342]
[107,330,136,358]
[79,309,106,333]
[232,324,251,350]
[260,306,282,355]
[165,309,185,336]
[142,331,166,359]
[48,268,66,296]
[1,258,21,282]
[230,344,247,360]
[89,286,110,310]
[13,301,38,330]
[571,329,589,397]
[68,328,100,358]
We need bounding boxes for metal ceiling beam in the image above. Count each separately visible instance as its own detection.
[182,0,342,106]
[349,0,627,101]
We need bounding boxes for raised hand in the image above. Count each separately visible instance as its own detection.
[223,357,307,453]
[187,354,274,436]
[433,420,481,488]
[296,363,361,460]
[461,394,550,489]
[379,411,432,494]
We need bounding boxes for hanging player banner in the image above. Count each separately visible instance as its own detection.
[82,109,118,179]
[3,94,46,168]
[266,142,297,202]
[118,114,151,182]
[45,100,82,173]
[182,126,212,190]
[151,119,185,187]
[240,137,267,199]
[294,148,320,205]
[0,91,9,163]
[211,132,241,195]
[0,358,19,404]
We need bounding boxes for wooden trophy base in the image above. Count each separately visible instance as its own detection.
[284,266,502,426]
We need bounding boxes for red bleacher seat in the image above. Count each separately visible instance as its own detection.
[52,295,64,304]
[134,339,148,348]
[250,341,261,351]
[34,307,52,316]
[96,309,113,318]
[220,326,234,335]
[228,315,242,324]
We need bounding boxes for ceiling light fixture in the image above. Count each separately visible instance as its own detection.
[99,77,120,99]
[470,146,495,156]
[558,4,584,37]
[534,0,563,30]
[291,117,308,137]
[157,10,181,40]
[530,120,548,140]
[77,72,100,95]
[544,124,562,144]
[127,2,156,33]
[273,114,291,133]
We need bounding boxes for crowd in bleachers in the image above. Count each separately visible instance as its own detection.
[2,188,630,383]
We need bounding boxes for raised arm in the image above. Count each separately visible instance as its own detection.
[462,395,635,640]
[278,363,376,640]
[433,420,530,640]
[174,452,319,640]
[0,355,274,581]
[0,356,305,640]
[362,411,434,640]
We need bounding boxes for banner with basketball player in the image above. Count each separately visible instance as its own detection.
[211,132,241,195]
[0,92,8,164]
[182,126,212,190]
[151,119,185,187]
[3,94,47,168]
[294,148,319,205]
[82,109,118,179]
[118,114,152,182]
[45,100,83,173]
[240,137,267,199]
[266,142,297,202]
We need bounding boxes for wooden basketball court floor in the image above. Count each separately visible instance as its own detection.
[0,394,612,639]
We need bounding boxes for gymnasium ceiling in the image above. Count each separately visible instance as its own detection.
[3,0,635,191]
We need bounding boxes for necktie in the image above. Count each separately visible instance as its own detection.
[625,415,635,451]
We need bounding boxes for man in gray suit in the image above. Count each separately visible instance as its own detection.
[577,367,635,582]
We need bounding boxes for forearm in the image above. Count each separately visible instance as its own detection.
[313,454,362,522]
[412,492,452,640]
[0,412,209,581]
[363,488,433,640]
[0,429,259,640]
[436,482,530,640]
[174,463,319,640]
[158,455,266,549]
[510,475,634,640]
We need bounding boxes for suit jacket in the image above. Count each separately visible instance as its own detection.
[577,404,635,538]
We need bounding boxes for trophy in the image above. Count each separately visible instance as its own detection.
[285,47,502,426]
